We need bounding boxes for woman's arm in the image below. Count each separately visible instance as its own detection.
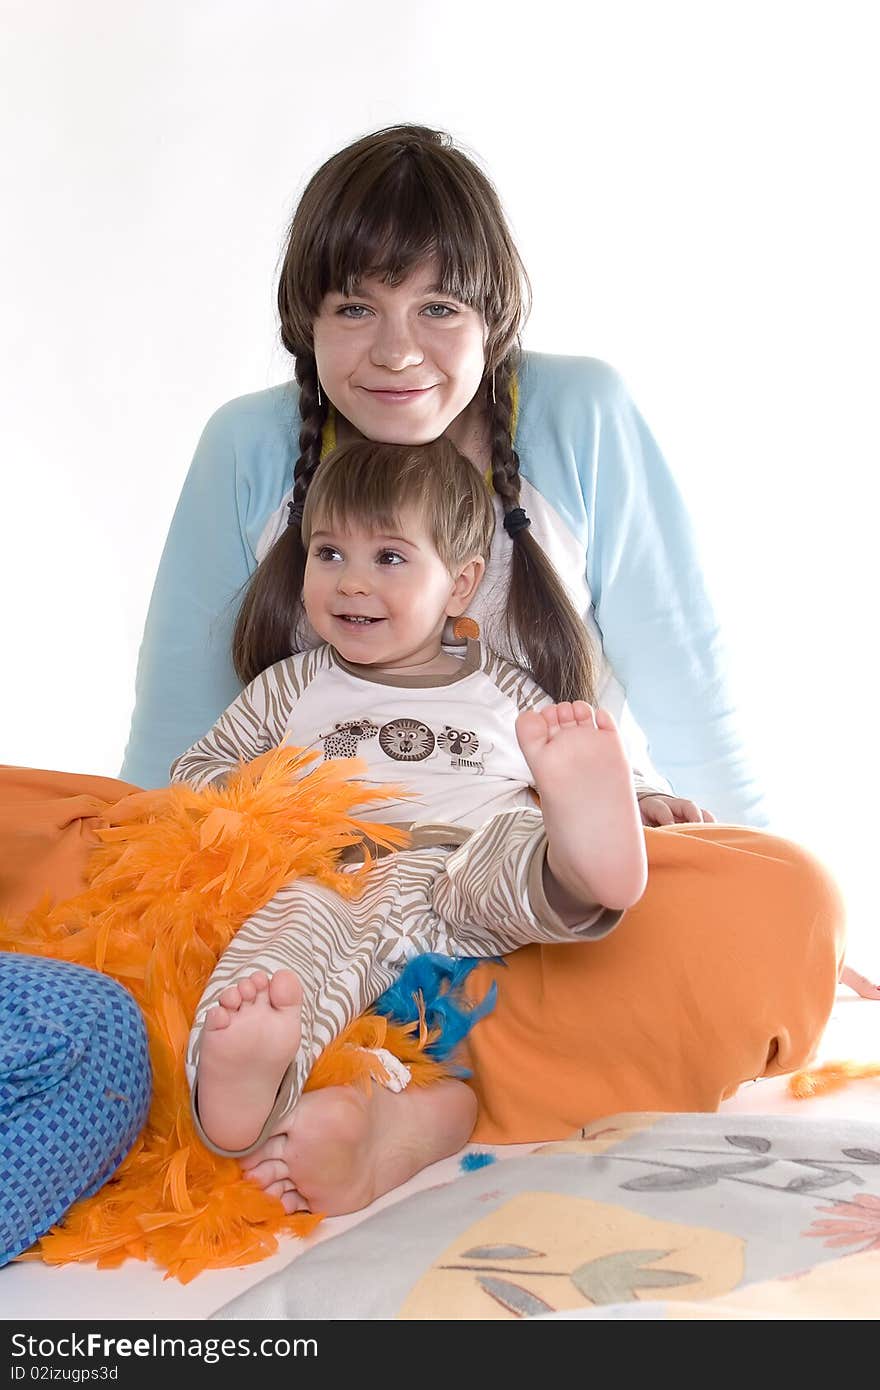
[120,391,294,788]
[578,362,767,825]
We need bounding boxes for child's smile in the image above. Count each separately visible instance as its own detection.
[302,507,480,672]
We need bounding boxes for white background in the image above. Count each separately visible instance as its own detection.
[1,1,876,969]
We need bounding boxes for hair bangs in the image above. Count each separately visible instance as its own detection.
[279,128,529,359]
[323,162,492,311]
[301,440,495,574]
[302,445,432,545]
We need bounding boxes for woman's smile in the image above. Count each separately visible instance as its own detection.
[359,385,438,403]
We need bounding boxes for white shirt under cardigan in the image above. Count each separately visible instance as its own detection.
[170,639,666,829]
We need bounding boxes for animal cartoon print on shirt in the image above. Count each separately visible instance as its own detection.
[378,719,436,762]
[319,719,381,760]
[436,726,491,774]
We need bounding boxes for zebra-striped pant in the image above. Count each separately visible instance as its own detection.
[186,806,619,1155]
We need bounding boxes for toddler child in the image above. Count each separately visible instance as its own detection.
[174,439,698,1160]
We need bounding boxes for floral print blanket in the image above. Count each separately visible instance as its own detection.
[210,1112,880,1320]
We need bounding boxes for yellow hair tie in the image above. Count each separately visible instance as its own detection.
[320,407,337,460]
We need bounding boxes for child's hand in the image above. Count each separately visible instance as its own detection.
[638,795,716,826]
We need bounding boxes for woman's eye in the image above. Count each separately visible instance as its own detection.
[377,550,405,566]
[422,303,457,318]
[338,304,371,319]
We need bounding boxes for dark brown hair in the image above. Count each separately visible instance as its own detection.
[233,124,596,703]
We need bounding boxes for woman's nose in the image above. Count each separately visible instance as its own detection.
[369,316,424,370]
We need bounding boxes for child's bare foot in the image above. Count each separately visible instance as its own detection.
[239,1079,477,1216]
[515,701,647,915]
[197,968,303,1152]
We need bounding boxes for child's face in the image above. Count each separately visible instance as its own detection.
[302,507,481,668]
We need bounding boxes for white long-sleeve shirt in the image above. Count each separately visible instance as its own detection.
[171,639,667,829]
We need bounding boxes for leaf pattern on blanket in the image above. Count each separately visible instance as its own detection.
[612,1134,875,1199]
[572,1250,700,1304]
[407,1192,742,1319]
[782,1167,858,1192]
[461,1244,543,1259]
[476,1277,555,1316]
[450,1244,701,1315]
[725,1135,772,1152]
[622,1159,776,1191]
[445,1137,880,1317]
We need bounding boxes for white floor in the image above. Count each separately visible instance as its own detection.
[720,988,879,1121]
[2,989,877,1322]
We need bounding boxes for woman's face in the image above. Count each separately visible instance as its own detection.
[313,258,488,446]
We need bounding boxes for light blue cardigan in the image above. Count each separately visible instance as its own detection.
[121,352,765,825]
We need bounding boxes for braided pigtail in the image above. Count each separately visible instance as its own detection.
[231,352,328,683]
[488,355,598,705]
[287,352,328,525]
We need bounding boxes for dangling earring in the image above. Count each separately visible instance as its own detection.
[491,370,496,406]
[452,616,480,641]
[317,379,323,409]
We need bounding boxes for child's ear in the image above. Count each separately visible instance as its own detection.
[447,556,485,617]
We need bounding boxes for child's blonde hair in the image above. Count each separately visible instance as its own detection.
[301,439,494,576]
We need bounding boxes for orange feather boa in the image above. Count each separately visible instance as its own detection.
[0,747,455,1282]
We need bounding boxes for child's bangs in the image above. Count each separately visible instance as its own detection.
[310,496,409,541]
[306,450,434,541]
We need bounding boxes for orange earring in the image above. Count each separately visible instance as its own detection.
[452,616,480,640]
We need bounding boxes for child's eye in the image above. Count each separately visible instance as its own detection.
[422,303,457,318]
[377,550,405,566]
[316,545,341,561]
[338,304,371,319]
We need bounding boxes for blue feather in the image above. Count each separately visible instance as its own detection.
[460,1151,497,1172]
[372,953,501,1070]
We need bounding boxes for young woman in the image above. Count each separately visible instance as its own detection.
[0,125,845,1237]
